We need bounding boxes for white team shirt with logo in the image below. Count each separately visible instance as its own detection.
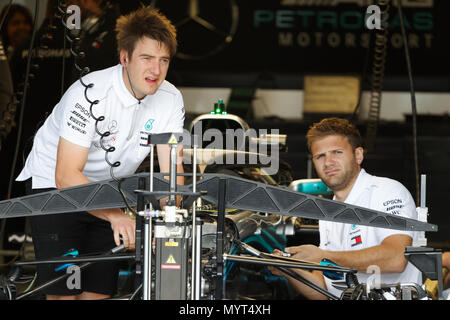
[17,64,185,188]
[319,169,422,298]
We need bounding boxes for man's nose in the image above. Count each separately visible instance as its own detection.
[149,60,160,75]
[324,153,335,166]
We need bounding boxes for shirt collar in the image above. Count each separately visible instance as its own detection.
[338,168,374,204]
[112,64,152,108]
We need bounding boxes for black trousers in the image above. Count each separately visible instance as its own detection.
[25,180,119,296]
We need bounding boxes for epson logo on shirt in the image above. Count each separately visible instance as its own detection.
[75,103,91,118]
[383,199,402,206]
[383,199,403,215]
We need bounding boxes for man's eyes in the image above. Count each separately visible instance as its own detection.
[314,150,343,160]
[142,57,169,64]
[314,154,324,160]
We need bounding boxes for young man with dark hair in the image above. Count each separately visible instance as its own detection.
[270,117,421,299]
[16,6,184,300]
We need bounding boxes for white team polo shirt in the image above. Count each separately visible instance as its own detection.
[17,64,184,188]
[319,169,422,298]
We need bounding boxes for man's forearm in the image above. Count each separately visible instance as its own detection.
[55,167,91,189]
[323,244,407,273]
[55,169,124,221]
[284,270,329,300]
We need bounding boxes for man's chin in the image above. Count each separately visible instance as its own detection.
[144,86,160,96]
[321,177,343,190]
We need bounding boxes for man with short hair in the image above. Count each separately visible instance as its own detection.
[16,6,184,300]
[270,117,421,299]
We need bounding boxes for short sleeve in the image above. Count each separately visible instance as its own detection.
[372,180,418,242]
[164,91,185,133]
[57,89,97,148]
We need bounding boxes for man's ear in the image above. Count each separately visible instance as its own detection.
[355,147,364,165]
[120,50,128,66]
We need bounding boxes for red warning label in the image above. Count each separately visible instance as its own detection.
[161,264,181,270]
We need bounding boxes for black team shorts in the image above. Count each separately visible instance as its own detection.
[26,181,120,297]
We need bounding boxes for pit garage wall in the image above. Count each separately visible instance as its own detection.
[164,0,448,86]
[173,0,449,120]
[180,88,450,121]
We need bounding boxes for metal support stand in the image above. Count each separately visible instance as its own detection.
[414,174,428,247]
[168,143,178,206]
[215,178,226,300]
[139,133,203,300]
[142,144,154,300]
[193,218,202,299]
[190,140,201,300]
[134,177,145,297]
[142,216,152,300]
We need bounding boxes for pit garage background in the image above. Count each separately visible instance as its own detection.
[0,0,449,297]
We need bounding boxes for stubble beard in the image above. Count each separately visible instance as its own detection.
[320,162,359,192]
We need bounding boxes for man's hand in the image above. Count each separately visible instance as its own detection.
[268,246,325,277]
[268,248,329,300]
[268,249,288,276]
[285,245,325,264]
[107,211,136,249]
